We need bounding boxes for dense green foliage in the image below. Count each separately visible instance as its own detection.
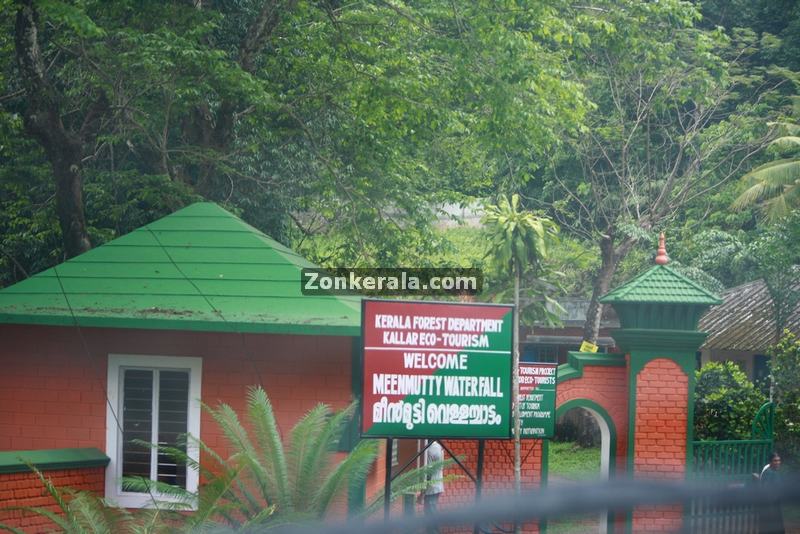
[694,362,767,441]
[0,0,798,336]
[0,0,588,280]
[734,122,800,220]
[769,332,800,466]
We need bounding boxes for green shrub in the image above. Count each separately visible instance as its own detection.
[694,361,766,440]
[769,331,800,466]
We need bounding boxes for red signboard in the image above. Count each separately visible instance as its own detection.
[361,299,513,438]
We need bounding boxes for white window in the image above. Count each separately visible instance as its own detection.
[105,354,202,508]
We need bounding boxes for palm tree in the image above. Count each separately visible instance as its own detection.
[482,194,559,511]
[733,123,800,220]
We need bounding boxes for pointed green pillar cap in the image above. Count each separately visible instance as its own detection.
[599,233,722,352]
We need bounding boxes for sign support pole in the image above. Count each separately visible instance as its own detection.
[473,439,486,534]
[384,438,393,520]
[476,439,485,500]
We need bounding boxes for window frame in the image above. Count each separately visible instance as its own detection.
[105,354,202,509]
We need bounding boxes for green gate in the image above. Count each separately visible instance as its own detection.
[687,402,774,533]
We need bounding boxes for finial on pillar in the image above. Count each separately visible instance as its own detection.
[655,232,669,265]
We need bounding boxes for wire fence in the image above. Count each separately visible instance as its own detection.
[247,476,800,534]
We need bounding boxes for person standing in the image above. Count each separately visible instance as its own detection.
[759,452,785,534]
[419,440,444,534]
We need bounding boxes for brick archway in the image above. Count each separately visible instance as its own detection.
[546,398,617,534]
[553,352,629,478]
[553,399,617,480]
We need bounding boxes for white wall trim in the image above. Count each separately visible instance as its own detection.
[105,354,202,509]
[583,406,611,534]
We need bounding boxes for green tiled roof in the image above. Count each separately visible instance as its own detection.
[599,265,722,305]
[0,203,361,335]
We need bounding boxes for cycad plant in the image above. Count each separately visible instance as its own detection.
[2,387,450,533]
[0,465,165,534]
[128,386,450,530]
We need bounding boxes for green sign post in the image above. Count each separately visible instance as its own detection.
[518,362,558,439]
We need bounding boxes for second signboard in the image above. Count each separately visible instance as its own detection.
[518,362,558,439]
[361,299,513,439]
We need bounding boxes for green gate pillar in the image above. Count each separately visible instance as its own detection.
[599,234,721,533]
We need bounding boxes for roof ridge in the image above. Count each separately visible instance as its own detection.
[660,264,721,301]
[607,265,653,300]
[600,264,722,304]
[0,202,361,335]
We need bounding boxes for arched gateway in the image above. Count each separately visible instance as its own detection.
[439,235,723,533]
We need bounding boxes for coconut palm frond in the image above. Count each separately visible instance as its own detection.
[246,386,288,508]
[121,478,196,512]
[734,158,800,215]
[193,433,227,469]
[311,438,379,517]
[770,136,800,147]
[230,472,266,520]
[0,465,134,534]
[130,438,209,482]
[209,401,275,512]
[32,466,76,530]
[8,506,72,532]
[239,503,277,528]
[127,508,170,534]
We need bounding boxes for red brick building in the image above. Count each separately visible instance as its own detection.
[0,203,367,529]
[0,206,722,533]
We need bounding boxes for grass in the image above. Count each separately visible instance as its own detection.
[546,442,604,532]
[548,441,601,481]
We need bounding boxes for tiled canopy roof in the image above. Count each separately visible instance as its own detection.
[700,278,800,351]
[599,265,722,305]
[0,203,361,336]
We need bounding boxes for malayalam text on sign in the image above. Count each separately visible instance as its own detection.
[361,299,513,439]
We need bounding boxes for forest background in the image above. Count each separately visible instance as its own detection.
[1,0,799,341]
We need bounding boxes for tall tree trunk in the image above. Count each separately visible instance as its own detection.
[582,236,635,343]
[14,1,94,258]
[185,0,297,194]
[51,144,92,257]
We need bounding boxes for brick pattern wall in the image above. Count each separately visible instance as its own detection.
[0,467,104,533]
[0,325,355,524]
[437,439,542,534]
[0,325,353,456]
[380,362,631,533]
[556,363,629,475]
[632,357,689,533]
